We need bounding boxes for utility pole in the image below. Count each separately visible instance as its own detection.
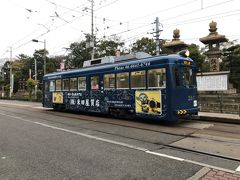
[34,56,37,100]
[9,46,13,98]
[32,39,47,75]
[1,68,4,98]
[43,39,46,75]
[154,17,161,55]
[91,0,94,60]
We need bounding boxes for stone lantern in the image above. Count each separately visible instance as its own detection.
[163,28,187,53]
[199,21,228,72]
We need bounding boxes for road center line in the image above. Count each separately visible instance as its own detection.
[0,112,238,174]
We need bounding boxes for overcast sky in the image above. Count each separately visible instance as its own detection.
[0,0,240,61]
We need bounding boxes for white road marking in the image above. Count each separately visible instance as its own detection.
[0,102,31,107]
[145,151,184,161]
[34,121,149,152]
[1,157,6,159]
[0,102,51,110]
[0,111,238,174]
[32,106,52,109]
[236,165,240,172]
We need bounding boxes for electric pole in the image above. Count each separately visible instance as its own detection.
[1,68,4,98]
[91,0,94,60]
[154,17,161,55]
[9,46,13,98]
[43,39,46,75]
[34,56,37,100]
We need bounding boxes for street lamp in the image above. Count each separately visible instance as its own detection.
[32,39,46,75]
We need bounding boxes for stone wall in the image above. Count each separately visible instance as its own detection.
[199,93,240,115]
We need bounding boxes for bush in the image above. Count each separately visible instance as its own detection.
[36,90,42,102]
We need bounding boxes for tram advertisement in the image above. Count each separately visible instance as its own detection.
[52,92,63,104]
[135,90,162,115]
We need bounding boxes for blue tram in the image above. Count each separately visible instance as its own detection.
[42,51,198,122]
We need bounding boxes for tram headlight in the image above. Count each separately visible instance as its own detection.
[193,100,197,107]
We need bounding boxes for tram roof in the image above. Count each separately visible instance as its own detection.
[43,54,193,80]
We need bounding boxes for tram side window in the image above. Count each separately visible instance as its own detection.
[49,80,55,92]
[148,68,166,88]
[78,77,86,90]
[55,79,62,91]
[91,76,99,90]
[70,78,77,91]
[62,79,69,91]
[104,74,115,89]
[131,70,146,88]
[117,72,129,89]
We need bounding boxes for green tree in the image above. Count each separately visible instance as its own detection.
[131,37,156,55]
[96,39,124,57]
[33,49,49,82]
[11,54,34,93]
[47,56,64,73]
[0,74,4,98]
[188,44,206,71]
[26,78,37,101]
[222,44,240,91]
[66,34,125,69]
[66,41,91,69]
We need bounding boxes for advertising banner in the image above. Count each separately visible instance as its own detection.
[135,90,162,115]
[52,92,63,104]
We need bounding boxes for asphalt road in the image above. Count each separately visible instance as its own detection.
[0,100,239,179]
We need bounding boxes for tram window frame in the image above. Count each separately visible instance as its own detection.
[148,68,166,89]
[104,74,115,89]
[70,77,78,91]
[131,70,146,89]
[49,80,55,92]
[78,77,86,91]
[91,76,100,90]
[175,66,196,88]
[55,79,62,91]
[116,72,129,89]
[174,67,181,86]
[62,78,70,91]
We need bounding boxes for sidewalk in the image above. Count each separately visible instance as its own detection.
[197,112,240,124]
[188,167,240,180]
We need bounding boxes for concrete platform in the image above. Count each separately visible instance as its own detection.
[197,112,240,124]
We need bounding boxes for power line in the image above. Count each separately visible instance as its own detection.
[129,0,198,22]
[2,0,239,58]
[161,0,236,22]
[165,10,240,27]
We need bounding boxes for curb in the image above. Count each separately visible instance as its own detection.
[196,115,240,124]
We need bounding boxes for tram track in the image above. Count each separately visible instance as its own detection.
[1,103,240,163]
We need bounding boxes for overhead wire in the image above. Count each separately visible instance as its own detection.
[161,0,236,22]
[1,0,239,57]
[165,10,240,27]
[11,0,119,51]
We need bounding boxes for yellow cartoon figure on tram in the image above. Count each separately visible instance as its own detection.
[136,91,161,114]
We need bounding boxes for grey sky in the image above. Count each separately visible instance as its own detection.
[0,0,239,60]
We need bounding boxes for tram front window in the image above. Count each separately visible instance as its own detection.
[175,66,196,88]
